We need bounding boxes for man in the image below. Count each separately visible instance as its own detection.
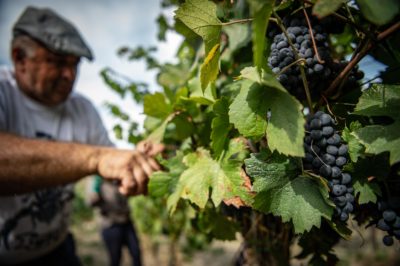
[0,6,160,265]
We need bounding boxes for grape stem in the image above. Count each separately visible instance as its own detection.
[277,58,306,75]
[317,21,400,110]
[302,8,325,64]
[272,11,314,113]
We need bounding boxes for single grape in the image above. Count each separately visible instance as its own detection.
[341,173,352,185]
[336,156,347,167]
[383,235,394,246]
[332,184,347,196]
[322,153,336,165]
[319,164,332,177]
[383,210,397,223]
[338,144,348,156]
[331,166,342,178]
[326,145,338,156]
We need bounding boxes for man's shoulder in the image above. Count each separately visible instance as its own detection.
[69,92,94,106]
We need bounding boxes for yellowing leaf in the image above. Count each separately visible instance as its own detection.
[200,43,220,91]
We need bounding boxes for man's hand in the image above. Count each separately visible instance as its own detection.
[136,140,165,157]
[96,148,161,196]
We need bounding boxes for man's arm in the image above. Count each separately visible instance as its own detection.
[0,132,160,196]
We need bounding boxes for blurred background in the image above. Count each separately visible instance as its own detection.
[1,1,398,266]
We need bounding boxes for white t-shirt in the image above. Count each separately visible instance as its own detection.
[0,67,113,264]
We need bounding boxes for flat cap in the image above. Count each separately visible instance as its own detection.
[13,6,93,60]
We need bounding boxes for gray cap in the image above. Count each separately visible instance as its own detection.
[13,6,94,60]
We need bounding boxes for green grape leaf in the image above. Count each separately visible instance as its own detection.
[312,0,344,18]
[186,77,215,105]
[229,80,267,139]
[143,92,172,119]
[353,84,400,165]
[356,0,400,26]
[350,154,389,204]
[168,140,252,214]
[175,0,222,90]
[230,67,305,156]
[174,0,221,50]
[342,121,364,163]
[149,152,187,197]
[146,113,176,144]
[211,98,232,157]
[353,178,381,204]
[245,151,332,233]
[248,0,275,72]
[223,23,251,52]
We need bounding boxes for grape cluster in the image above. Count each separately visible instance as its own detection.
[268,15,333,99]
[303,111,354,222]
[375,198,400,246]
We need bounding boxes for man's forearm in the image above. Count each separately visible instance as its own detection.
[0,132,103,195]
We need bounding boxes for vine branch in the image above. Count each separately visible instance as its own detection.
[317,21,400,108]
[303,8,325,64]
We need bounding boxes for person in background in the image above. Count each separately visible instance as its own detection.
[89,175,142,266]
[0,6,162,266]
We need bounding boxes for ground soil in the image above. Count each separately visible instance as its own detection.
[72,218,400,266]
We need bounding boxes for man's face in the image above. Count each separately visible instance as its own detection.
[16,45,80,106]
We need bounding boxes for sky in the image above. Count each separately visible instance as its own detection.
[0,0,182,148]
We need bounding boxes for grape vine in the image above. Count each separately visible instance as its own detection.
[102,0,400,265]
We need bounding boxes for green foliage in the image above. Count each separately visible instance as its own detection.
[356,0,400,25]
[102,0,400,264]
[353,84,400,165]
[312,0,344,18]
[245,150,333,233]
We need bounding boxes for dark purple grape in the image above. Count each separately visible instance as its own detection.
[383,235,394,246]
[343,202,354,213]
[341,173,352,185]
[334,196,347,207]
[322,153,336,165]
[383,210,397,223]
[332,184,347,196]
[320,113,332,126]
[339,212,349,222]
[345,193,354,203]
[338,144,348,156]
[377,219,391,231]
[304,153,314,163]
[331,166,342,178]
[312,158,323,168]
[310,119,322,129]
[327,134,341,145]
[336,156,347,167]
[310,130,323,140]
[326,145,338,156]
[319,165,332,177]
[322,126,334,136]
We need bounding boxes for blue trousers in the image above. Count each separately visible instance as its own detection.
[14,233,82,266]
[101,221,142,266]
